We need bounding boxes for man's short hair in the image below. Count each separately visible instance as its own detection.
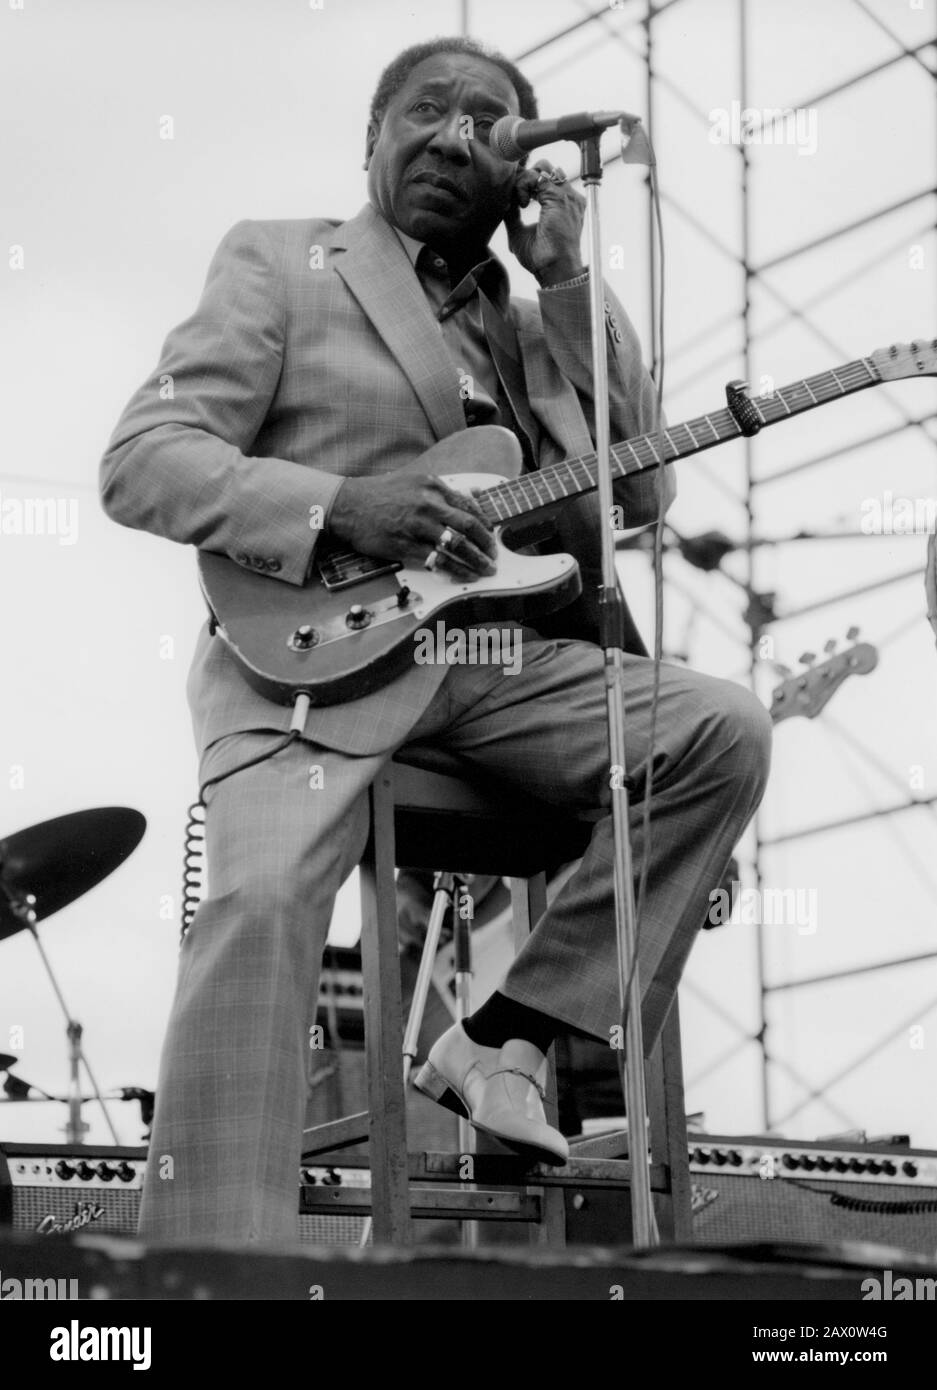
[369,36,539,127]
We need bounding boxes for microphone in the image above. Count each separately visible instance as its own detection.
[489,110,640,161]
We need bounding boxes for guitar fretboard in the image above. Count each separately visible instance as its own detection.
[473,356,881,526]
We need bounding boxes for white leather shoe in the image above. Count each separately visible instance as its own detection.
[414,1023,569,1166]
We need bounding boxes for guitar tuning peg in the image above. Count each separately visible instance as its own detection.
[846,625,859,641]
[799,651,816,666]
[823,639,837,655]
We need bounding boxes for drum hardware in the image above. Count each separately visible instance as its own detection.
[0,808,146,1144]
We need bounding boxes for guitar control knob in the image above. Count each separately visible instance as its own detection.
[116,1162,135,1183]
[397,584,412,608]
[290,624,318,650]
[75,1161,94,1181]
[54,1160,75,1180]
[96,1162,115,1182]
[345,604,371,630]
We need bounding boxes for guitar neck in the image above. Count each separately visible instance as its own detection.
[473,355,882,526]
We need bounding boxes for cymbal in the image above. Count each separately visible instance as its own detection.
[0,807,146,941]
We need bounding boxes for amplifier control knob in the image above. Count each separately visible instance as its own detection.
[866,1159,883,1175]
[692,1148,710,1165]
[902,1161,918,1178]
[882,1161,897,1176]
[833,1157,849,1173]
[782,1154,798,1170]
[711,1149,727,1166]
[816,1156,834,1171]
[800,1155,817,1171]
[75,1161,94,1181]
[54,1160,75,1180]
[116,1162,135,1183]
[728,1150,743,1167]
[96,1162,115,1182]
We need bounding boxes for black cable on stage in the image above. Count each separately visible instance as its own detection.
[783,1176,937,1217]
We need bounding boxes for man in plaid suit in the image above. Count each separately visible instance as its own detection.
[101,37,771,1240]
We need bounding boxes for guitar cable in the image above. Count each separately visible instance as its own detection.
[180,696,311,939]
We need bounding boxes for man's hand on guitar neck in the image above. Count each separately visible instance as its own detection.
[327,473,498,581]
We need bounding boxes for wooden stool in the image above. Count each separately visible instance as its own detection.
[301,744,692,1246]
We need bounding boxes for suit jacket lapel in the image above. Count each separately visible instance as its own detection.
[333,205,467,442]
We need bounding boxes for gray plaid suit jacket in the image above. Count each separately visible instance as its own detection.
[100,203,669,754]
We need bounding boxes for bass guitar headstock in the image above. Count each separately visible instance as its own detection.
[769,628,878,725]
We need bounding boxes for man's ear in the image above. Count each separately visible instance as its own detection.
[363,119,379,171]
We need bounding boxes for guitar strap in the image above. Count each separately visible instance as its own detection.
[479,289,541,473]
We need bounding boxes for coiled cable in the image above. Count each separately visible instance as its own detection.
[180,730,301,940]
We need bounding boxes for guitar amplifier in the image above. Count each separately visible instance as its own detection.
[0,1143,368,1245]
[685,1133,937,1255]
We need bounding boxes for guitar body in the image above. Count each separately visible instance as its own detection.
[197,337,934,708]
[198,428,582,706]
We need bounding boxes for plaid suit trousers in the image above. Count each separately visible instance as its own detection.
[138,634,771,1241]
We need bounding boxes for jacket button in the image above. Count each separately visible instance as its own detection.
[266,558,281,573]
[236,552,250,565]
[613,328,624,343]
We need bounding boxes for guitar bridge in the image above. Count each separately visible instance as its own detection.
[317,549,400,592]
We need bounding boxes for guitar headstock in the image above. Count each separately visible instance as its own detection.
[870,340,937,383]
[769,629,879,725]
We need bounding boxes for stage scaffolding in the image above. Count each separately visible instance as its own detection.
[462,0,937,1141]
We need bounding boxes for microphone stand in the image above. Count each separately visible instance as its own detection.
[579,126,656,1248]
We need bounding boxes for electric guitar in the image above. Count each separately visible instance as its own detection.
[198,340,934,706]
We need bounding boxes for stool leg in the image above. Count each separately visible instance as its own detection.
[646,995,692,1242]
[359,768,412,1245]
[510,874,567,1249]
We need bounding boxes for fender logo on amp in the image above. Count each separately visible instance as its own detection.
[36,1202,106,1235]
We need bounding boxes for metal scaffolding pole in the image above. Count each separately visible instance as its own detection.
[492,0,937,1154]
